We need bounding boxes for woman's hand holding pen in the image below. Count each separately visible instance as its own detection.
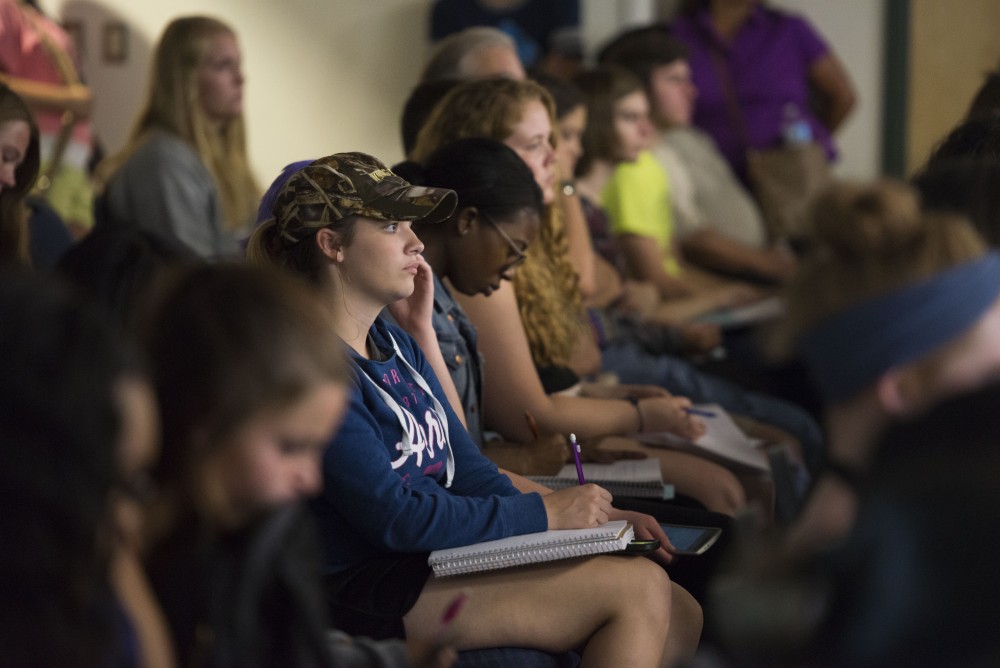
[638,395,706,440]
[542,485,612,530]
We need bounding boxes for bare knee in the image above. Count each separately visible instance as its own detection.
[665,582,703,664]
[605,557,673,628]
[695,468,747,516]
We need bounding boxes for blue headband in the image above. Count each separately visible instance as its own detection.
[800,252,1000,403]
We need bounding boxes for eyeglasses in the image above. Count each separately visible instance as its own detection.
[480,212,528,270]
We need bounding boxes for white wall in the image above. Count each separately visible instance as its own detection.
[43,0,882,184]
[46,0,436,185]
[773,0,884,179]
[582,0,885,179]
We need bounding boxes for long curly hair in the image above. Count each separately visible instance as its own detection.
[411,77,582,367]
[96,16,259,231]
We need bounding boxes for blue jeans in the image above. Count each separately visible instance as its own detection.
[602,342,824,474]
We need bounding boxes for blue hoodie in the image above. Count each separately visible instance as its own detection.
[312,319,547,574]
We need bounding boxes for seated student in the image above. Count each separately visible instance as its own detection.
[966,67,1000,121]
[709,383,1000,667]
[415,46,600,307]
[393,138,558,462]
[0,269,172,667]
[571,64,743,325]
[563,64,821,448]
[428,3,582,78]
[94,16,259,259]
[922,115,1000,170]
[808,382,1000,667]
[421,26,525,82]
[55,225,199,336]
[141,263,446,667]
[914,117,1000,248]
[256,154,579,666]
[597,26,795,285]
[0,82,40,265]
[410,76,823,499]
[533,69,720,347]
[399,137,742,604]
[247,152,703,666]
[767,179,1000,555]
[916,158,1000,248]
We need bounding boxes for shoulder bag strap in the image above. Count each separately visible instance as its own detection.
[19,1,81,192]
[707,44,752,153]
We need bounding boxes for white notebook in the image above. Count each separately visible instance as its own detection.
[429,520,634,578]
[638,404,770,473]
[527,459,674,500]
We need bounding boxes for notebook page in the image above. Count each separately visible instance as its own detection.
[638,404,770,472]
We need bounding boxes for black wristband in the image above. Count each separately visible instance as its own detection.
[627,395,644,433]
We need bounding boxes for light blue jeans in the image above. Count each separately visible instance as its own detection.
[602,342,824,474]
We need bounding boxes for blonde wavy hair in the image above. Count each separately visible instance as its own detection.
[411,77,582,368]
[770,178,986,358]
[96,16,259,231]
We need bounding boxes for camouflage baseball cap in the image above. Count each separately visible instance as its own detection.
[271,152,457,244]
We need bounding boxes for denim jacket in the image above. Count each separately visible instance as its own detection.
[431,273,485,447]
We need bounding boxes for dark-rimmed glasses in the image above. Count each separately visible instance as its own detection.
[481,212,528,270]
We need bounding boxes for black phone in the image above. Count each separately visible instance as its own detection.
[659,524,722,556]
[624,539,661,554]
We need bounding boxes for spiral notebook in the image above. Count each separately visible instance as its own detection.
[526,459,674,500]
[429,520,634,577]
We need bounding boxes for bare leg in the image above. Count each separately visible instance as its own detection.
[404,555,675,667]
[664,581,703,666]
[596,436,748,516]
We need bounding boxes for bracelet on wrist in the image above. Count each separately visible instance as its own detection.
[626,395,644,433]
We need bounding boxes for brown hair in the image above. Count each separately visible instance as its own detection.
[96,16,259,231]
[770,179,986,357]
[145,263,346,524]
[410,77,582,367]
[597,25,688,101]
[245,217,336,288]
[410,77,556,164]
[0,84,40,265]
[573,65,645,176]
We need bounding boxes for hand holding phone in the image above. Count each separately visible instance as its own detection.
[624,539,661,554]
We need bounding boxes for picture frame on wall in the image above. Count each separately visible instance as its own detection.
[102,21,128,64]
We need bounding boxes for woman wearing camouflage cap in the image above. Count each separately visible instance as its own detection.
[247,152,694,667]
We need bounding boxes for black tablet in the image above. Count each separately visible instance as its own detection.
[660,523,722,556]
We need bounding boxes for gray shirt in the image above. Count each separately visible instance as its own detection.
[652,126,767,249]
[103,130,239,258]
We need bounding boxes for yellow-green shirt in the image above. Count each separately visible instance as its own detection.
[601,150,681,276]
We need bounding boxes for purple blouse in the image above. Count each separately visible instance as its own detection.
[671,5,833,182]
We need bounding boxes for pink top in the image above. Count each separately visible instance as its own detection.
[0,0,91,145]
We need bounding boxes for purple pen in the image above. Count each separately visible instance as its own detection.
[684,407,717,418]
[570,433,586,485]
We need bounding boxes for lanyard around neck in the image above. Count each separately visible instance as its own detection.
[360,330,455,487]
